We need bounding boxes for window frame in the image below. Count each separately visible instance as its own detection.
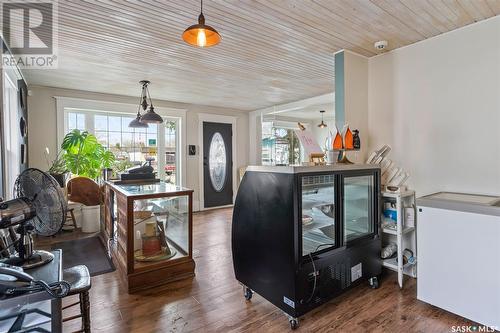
[55,97,186,186]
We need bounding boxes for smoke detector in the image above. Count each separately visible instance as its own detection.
[374,40,388,51]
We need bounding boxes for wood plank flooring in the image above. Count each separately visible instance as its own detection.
[43,208,478,332]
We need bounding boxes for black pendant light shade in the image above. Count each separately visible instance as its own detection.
[129,112,149,128]
[318,110,327,128]
[140,106,164,124]
[182,0,221,47]
[129,80,163,128]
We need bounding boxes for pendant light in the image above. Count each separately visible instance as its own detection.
[129,81,149,128]
[129,80,163,128]
[182,0,221,48]
[318,110,327,128]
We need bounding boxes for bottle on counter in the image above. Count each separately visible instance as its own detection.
[353,129,361,149]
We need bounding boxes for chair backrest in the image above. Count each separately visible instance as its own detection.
[67,177,101,206]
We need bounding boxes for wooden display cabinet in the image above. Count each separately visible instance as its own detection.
[104,181,195,293]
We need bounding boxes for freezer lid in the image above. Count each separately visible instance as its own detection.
[417,192,500,217]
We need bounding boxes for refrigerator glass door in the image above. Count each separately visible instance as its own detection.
[301,174,335,256]
[344,175,375,242]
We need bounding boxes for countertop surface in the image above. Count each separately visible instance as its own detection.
[246,164,380,174]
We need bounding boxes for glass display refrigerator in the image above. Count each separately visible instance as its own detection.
[104,181,194,293]
[232,165,381,329]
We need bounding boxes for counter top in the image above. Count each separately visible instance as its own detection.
[246,164,380,174]
[106,181,193,198]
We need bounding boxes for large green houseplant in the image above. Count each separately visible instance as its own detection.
[61,129,115,179]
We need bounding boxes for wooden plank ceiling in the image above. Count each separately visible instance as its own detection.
[23,0,499,110]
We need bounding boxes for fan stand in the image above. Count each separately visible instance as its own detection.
[3,223,54,269]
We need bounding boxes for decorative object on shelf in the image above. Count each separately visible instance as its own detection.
[344,125,353,149]
[317,110,327,128]
[353,129,360,149]
[332,126,343,150]
[309,153,325,165]
[131,80,163,126]
[324,131,332,151]
[134,210,176,261]
[182,0,221,48]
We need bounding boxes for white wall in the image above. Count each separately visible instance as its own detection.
[27,85,249,210]
[368,16,500,196]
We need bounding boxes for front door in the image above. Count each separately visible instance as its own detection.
[203,122,233,208]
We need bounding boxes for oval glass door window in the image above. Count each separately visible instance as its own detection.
[209,132,227,192]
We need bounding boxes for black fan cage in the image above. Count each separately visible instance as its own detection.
[14,168,67,236]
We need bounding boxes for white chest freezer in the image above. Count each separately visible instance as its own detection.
[417,192,500,329]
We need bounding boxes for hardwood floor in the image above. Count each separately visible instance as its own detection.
[46,208,476,332]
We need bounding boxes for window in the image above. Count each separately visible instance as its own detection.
[67,112,86,131]
[63,109,180,185]
[164,120,177,185]
[261,122,301,166]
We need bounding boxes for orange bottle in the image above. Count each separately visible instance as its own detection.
[344,126,354,149]
[332,126,343,150]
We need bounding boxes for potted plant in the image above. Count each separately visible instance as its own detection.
[61,129,115,179]
[44,147,68,187]
[61,130,115,233]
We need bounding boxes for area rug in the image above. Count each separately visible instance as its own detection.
[51,236,115,276]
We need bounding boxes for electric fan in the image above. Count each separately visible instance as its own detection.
[0,168,67,268]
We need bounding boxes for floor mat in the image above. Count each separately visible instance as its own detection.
[51,236,115,276]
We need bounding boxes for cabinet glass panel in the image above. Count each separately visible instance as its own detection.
[301,174,335,256]
[132,195,189,269]
[344,175,374,242]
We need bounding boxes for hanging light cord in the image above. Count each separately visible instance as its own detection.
[136,90,143,115]
[145,84,154,109]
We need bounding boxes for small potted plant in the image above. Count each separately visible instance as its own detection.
[44,147,68,187]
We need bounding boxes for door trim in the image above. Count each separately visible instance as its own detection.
[198,113,237,211]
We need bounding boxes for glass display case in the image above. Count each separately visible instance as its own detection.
[104,181,194,293]
[232,165,381,329]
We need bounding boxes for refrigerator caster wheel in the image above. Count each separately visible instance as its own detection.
[369,276,379,289]
[244,287,253,300]
[289,318,299,330]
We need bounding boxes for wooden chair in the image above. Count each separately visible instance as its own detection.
[62,208,78,232]
[62,265,92,333]
[67,177,101,206]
